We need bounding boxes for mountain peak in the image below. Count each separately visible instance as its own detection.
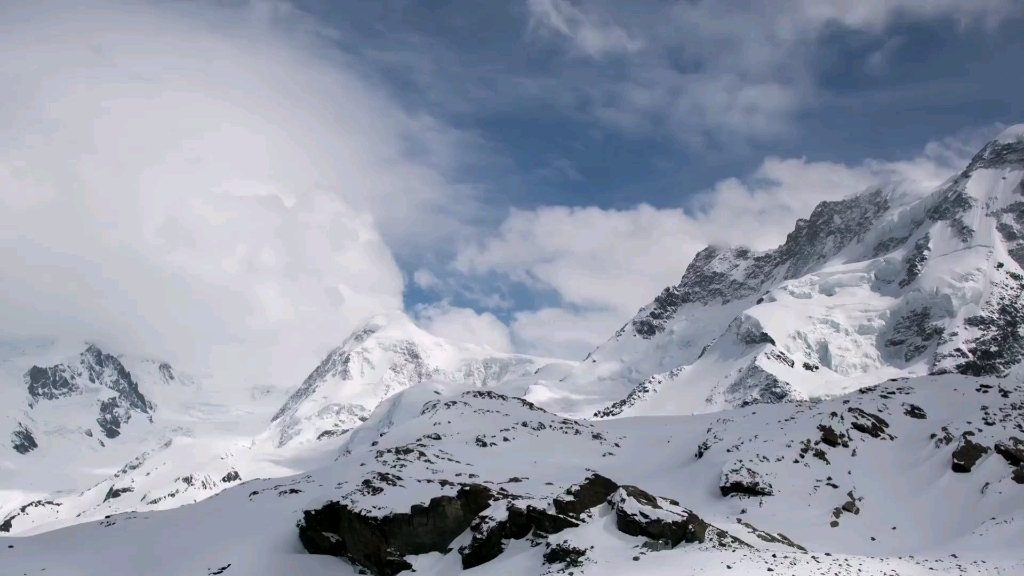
[994,123,1024,145]
[265,310,554,447]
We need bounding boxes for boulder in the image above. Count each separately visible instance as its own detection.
[459,502,580,569]
[951,438,990,473]
[818,425,848,448]
[720,462,774,497]
[995,438,1024,467]
[459,504,509,570]
[552,473,619,519]
[847,408,892,439]
[298,484,494,576]
[608,485,708,547]
[1012,468,1024,485]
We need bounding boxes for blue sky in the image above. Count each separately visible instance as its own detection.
[283,0,1024,355]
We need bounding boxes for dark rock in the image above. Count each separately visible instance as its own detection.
[1012,468,1024,484]
[96,397,128,439]
[951,438,990,473]
[608,485,708,546]
[994,438,1024,467]
[720,462,774,497]
[25,365,82,403]
[221,470,241,483]
[899,234,931,288]
[520,505,580,535]
[298,484,494,576]
[902,403,927,419]
[459,510,509,570]
[11,422,38,455]
[841,501,859,515]
[884,307,944,362]
[829,520,839,528]
[103,485,134,502]
[316,428,350,441]
[553,473,619,519]
[818,425,848,448]
[847,408,892,439]
[543,542,588,567]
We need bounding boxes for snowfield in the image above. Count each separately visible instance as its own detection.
[2,128,1024,575]
[3,374,1023,575]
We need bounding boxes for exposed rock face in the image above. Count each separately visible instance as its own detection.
[728,360,799,408]
[552,473,619,519]
[542,542,589,568]
[903,403,927,419]
[952,438,991,473]
[629,189,891,338]
[884,307,945,363]
[936,273,1024,378]
[608,486,708,546]
[25,365,82,404]
[818,425,849,448]
[847,408,893,440]
[995,438,1024,467]
[24,345,155,440]
[11,423,38,455]
[298,484,494,576]
[720,461,774,497]
[1013,468,1024,485]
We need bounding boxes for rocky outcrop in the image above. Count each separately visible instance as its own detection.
[818,425,849,448]
[11,422,38,455]
[25,364,82,404]
[552,473,619,519]
[298,484,494,576]
[952,438,990,473]
[608,486,708,546]
[457,502,582,569]
[628,189,891,338]
[25,345,156,440]
[995,438,1024,467]
[847,407,893,440]
[720,461,774,497]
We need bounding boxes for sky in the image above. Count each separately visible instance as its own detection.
[0,0,1022,389]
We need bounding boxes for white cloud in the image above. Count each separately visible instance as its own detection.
[456,129,991,358]
[864,36,906,76]
[413,303,515,354]
[523,0,1021,143]
[526,0,644,59]
[0,0,476,388]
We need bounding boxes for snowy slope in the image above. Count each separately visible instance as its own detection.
[530,127,1024,419]
[0,338,295,534]
[0,314,565,535]
[2,370,1023,575]
[263,311,564,447]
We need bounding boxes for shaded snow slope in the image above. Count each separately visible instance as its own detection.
[263,311,563,447]
[3,371,1023,575]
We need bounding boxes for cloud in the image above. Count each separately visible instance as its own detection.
[864,36,906,76]
[413,303,515,354]
[455,127,994,358]
[526,0,644,59]
[0,0,477,388]
[519,0,1021,143]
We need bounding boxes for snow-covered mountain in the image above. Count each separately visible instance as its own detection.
[4,128,1024,575]
[515,125,1024,420]
[4,369,1024,575]
[0,313,564,534]
[264,312,566,447]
